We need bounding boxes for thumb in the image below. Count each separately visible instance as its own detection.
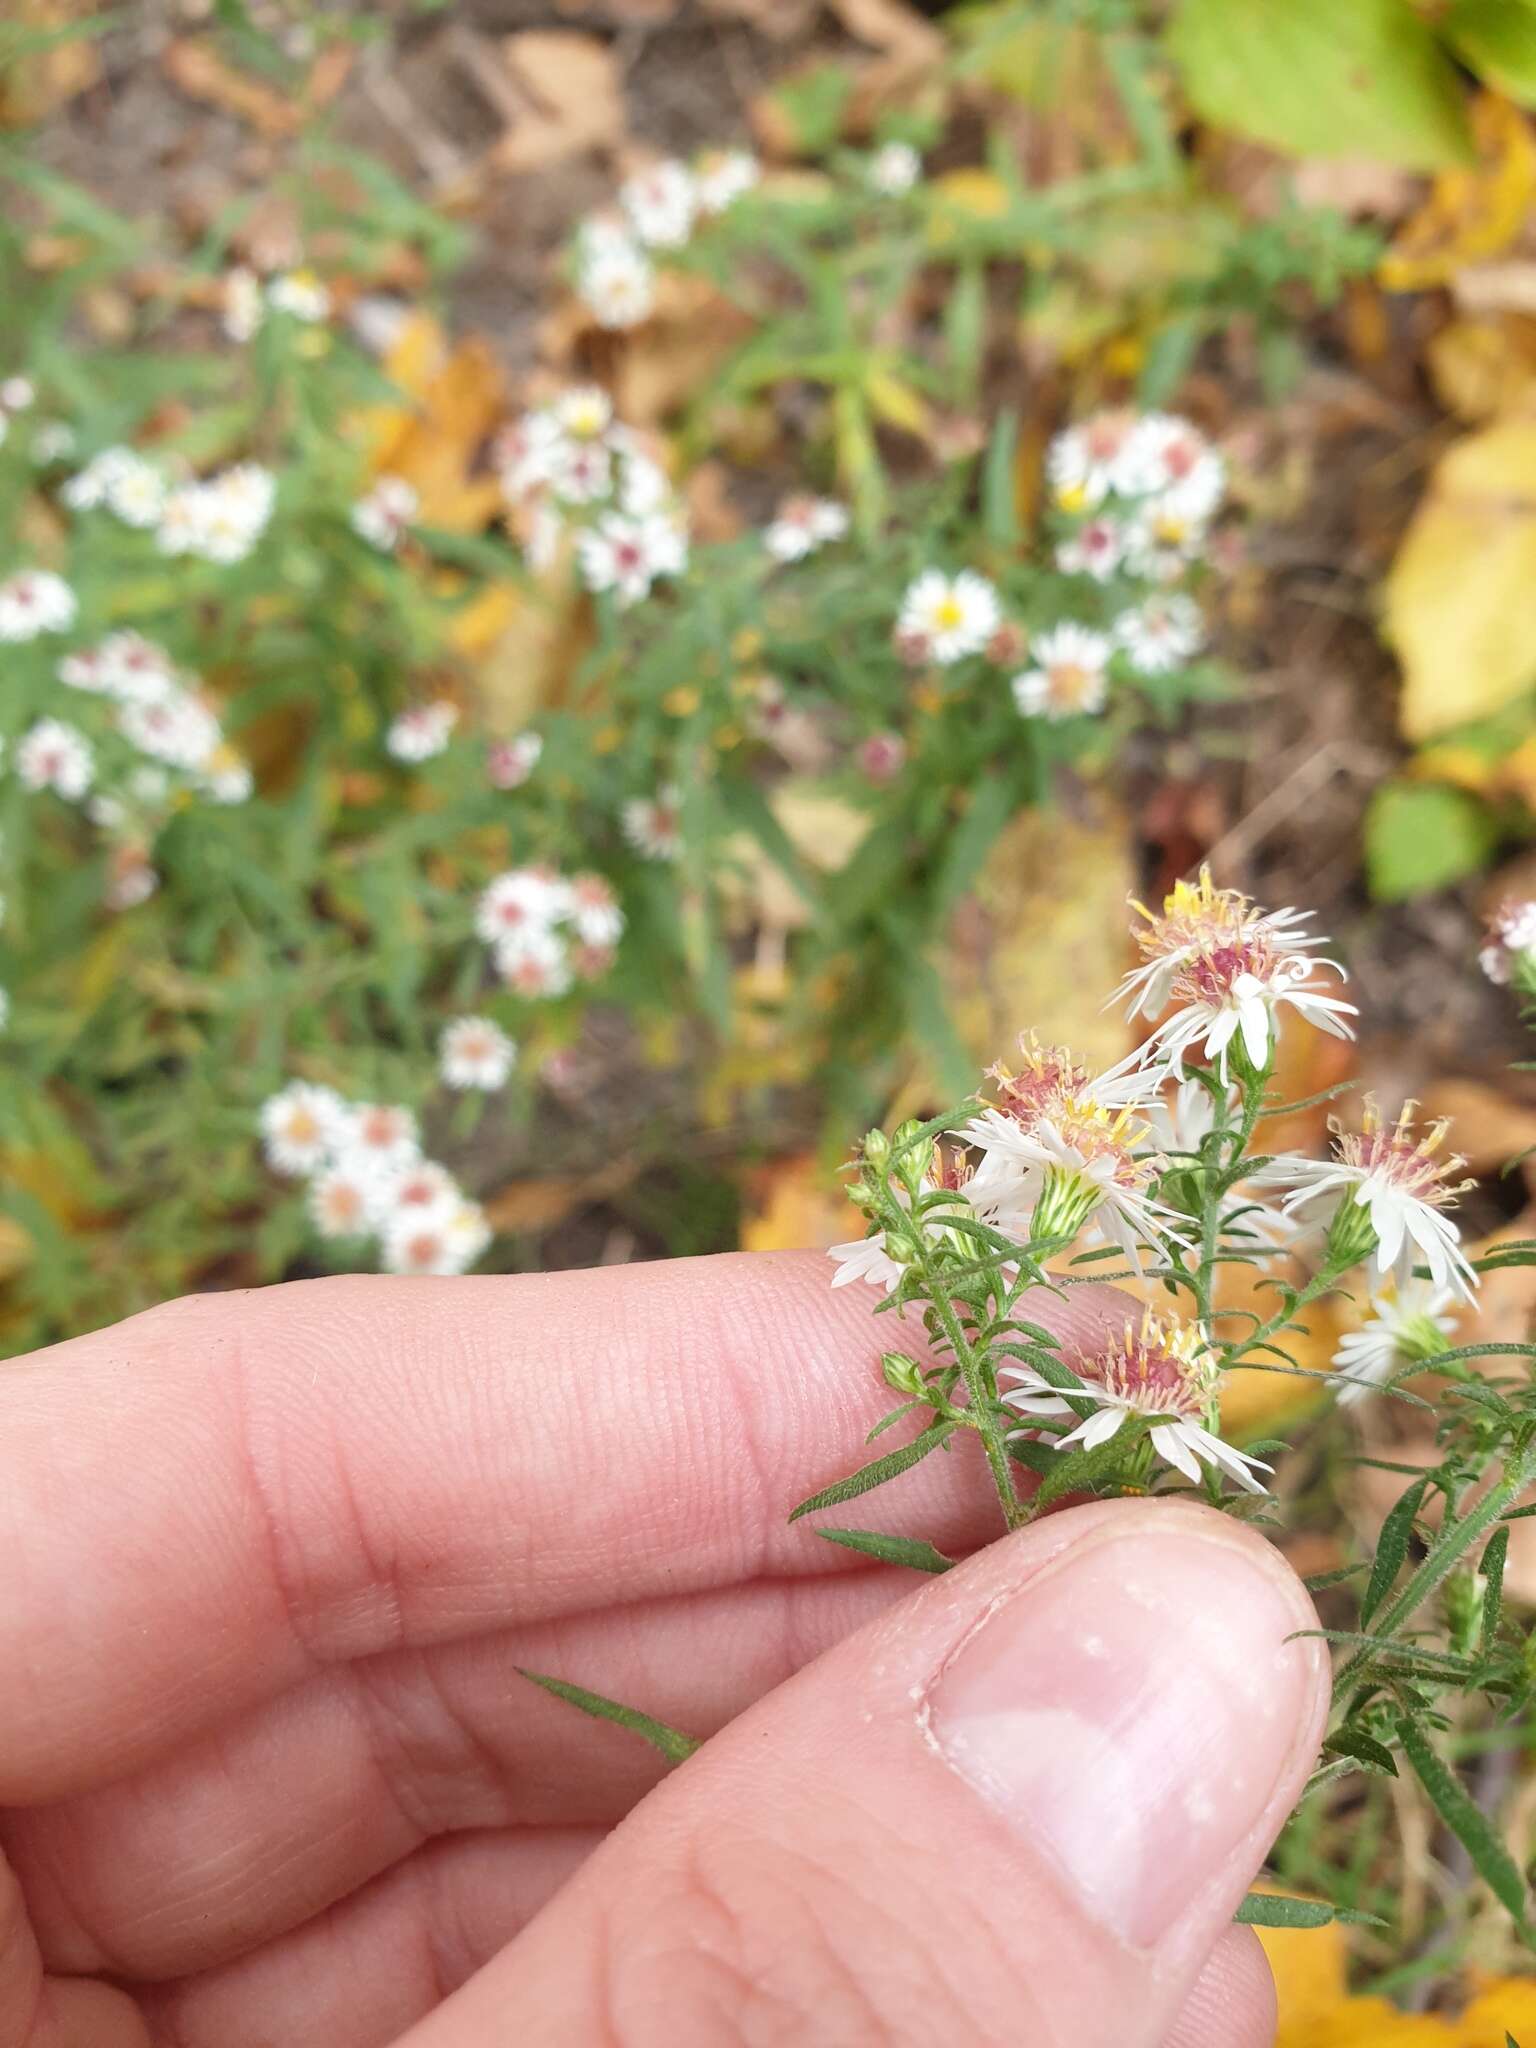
[395,1498,1327,2048]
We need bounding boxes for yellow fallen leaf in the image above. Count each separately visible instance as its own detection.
[740,1153,851,1254]
[1384,417,1536,740]
[1257,1898,1348,2035]
[930,167,1011,226]
[1381,93,1536,293]
[941,801,1136,1082]
[360,312,507,533]
[1428,313,1536,422]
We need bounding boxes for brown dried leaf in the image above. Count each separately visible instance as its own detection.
[1428,312,1536,420]
[490,32,625,176]
[700,0,820,38]
[613,273,754,425]
[163,39,303,138]
[1418,1076,1536,1175]
[362,312,508,533]
[483,1159,638,1235]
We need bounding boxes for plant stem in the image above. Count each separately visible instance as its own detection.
[916,1243,1022,1532]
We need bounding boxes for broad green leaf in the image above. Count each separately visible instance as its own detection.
[1397,1716,1528,1922]
[815,1527,956,1573]
[1362,1476,1428,1624]
[1364,782,1496,902]
[516,1671,700,1766]
[1167,0,1473,170]
[1441,0,1536,107]
[790,1423,956,1521]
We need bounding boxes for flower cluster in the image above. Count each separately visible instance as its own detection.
[1047,409,1226,583]
[64,447,277,565]
[572,149,759,328]
[475,862,625,999]
[884,411,1224,719]
[259,1082,491,1276]
[3,630,251,905]
[829,867,1483,1510]
[224,265,332,342]
[497,388,688,607]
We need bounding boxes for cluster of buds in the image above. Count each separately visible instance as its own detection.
[259,1083,490,1276]
[832,869,1484,1502]
[497,388,688,608]
[572,148,760,330]
[475,862,625,999]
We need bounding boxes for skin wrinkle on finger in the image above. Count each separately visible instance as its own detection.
[8,1568,922,1981]
[0,1255,1137,1809]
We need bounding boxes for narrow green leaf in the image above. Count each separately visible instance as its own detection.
[1396,1717,1528,1923]
[981,407,1020,547]
[1235,1893,1385,1930]
[1322,1727,1399,1777]
[1302,1563,1367,1593]
[1482,1524,1510,1652]
[790,1423,955,1521]
[929,774,1016,918]
[516,1671,701,1766]
[1361,1476,1428,1625]
[815,1527,956,1573]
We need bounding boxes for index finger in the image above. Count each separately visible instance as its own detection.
[0,1251,1134,1804]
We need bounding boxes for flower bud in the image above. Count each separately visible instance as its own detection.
[861,1127,892,1174]
[882,1350,926,1397]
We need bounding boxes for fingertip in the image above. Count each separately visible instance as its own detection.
[1164,1926,1277,2048]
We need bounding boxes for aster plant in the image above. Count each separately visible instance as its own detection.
[808,870,1536,1950]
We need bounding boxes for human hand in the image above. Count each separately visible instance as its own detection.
[0,1251,1324,2047]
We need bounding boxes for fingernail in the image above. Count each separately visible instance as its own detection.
[927,1523,1318,1948]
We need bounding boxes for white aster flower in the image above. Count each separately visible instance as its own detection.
[966,1090,1181,1273]
[694,147,759,215]
[476,866,567,946]
[1264,1099,1477,1301]
[496,923,574,1000]
[0,569,77,640]
[1011,622,1112,721]
[1116,413,1225,519]
[1331,1278,1458,1407]
[1,377,35,413]
[578,241,656,329]
[869,141,920,195]
[267,269,331,322]
[552,386,613,441]
[308,1161,376,1239]
[621,159,698,249]
[1480,899,1536,986]
[260,1082,348,1177]
[95,631,176,701]
[623,785,683,861]
[352,475,418,551]
[1046,409,1140,514]
[337,1102,420,1176]
[118,686,222,773]
[382,1200,492,1277]
[896,569,1000,666]
[1118,866,1355,1080]
[1055,517,1125,582]
[1115,592,1204,674]
[568,872,624,948]
[577,511,683,606]
[386,700,459,763]
[375,1157,463,1232]
[16,718,93,799]
[224,267,265,342]
[440,1015,516,1092]
[765,494,850,562]
[487,732,543,789]
[828,1148,974,1293]
[1001,1310,1270,1495]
